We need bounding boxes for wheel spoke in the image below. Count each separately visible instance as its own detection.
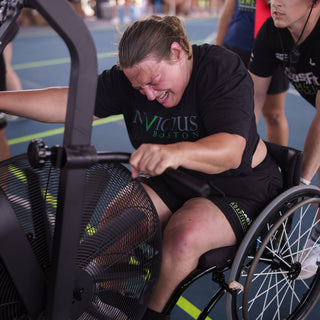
[248,272,287,305]
[251,274,287,318]
[264,243,291,268]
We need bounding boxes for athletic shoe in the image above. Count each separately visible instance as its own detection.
[295,238,320,280]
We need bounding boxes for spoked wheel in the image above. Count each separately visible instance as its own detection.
[226,186,320,320]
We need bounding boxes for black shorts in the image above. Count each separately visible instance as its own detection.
[139,153,283,244]
[224,44,289,95]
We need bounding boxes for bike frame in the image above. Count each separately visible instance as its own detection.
[0,0,98,319]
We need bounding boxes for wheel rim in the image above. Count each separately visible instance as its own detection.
[227,191,320,320]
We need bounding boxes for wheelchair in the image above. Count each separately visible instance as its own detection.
[163,141,320,320]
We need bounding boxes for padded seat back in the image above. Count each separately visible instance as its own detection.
[265,141,303,190]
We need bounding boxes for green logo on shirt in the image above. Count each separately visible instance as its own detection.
[133,109,200,140]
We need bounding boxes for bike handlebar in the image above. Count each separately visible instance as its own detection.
[97,152,211,198]
[27,141,211,199]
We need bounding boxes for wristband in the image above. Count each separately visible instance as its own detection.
[300,177,311,185]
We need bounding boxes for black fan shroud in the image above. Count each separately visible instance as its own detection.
[0,154,162,320]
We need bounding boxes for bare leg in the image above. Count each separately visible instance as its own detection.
[262,91,288,146]
[0,128,10,161]
[3,43,22,92]
[123,0,132,22]
[146,197,236,312]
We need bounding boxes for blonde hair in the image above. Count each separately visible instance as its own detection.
[118,15,193,69]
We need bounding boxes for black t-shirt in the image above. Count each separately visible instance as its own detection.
[249,17,320,107]
[0,53,6,91]
[95,44,258,178]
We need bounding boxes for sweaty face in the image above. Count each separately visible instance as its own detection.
[123,55,191,108]
[270,0,313,29]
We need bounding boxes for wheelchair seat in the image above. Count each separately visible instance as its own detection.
[197,245,237,269]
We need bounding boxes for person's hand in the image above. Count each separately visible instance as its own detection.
[129,143,181,179]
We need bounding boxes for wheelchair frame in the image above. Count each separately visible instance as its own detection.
[163,143,320,320]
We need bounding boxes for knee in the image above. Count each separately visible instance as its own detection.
[262,110,287,127]
[163,224,199,261]
[161,198,223,262]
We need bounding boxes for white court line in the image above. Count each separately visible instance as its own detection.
[204,31,216,44]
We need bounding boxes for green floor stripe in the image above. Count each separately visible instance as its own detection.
[8,114,124,146]
[12,51,118,70]
[176,296,212,320]
[12,39,204,71]
[13,57,71,70]
[8,127,65,145]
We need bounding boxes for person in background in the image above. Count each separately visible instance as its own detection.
[0,22,22,162]
[0,53,11,162]
[145,0,168,15]
[68,0,85,18]
[3,42,22,121]
[215,0,289,145]
[0,16,283,319]
[249,0,320,279]
[210,0,225,17]
[111,0,133,24]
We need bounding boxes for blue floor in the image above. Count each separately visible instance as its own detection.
[5,14,320,319]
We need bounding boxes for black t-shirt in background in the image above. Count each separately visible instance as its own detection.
[249,17,320,107]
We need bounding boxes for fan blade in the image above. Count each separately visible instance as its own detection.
[78,208,146,267]
[98,290,140,317]
[79,167,110,239]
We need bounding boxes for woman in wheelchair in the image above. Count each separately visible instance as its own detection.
[0,15,283,319]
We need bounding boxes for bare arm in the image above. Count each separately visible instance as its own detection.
[0,87,68,123]
[129,133,246,178]
[215,0,236,45]
[300,90,320,182]
[3,43,22,91]
[249,71,272,123]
